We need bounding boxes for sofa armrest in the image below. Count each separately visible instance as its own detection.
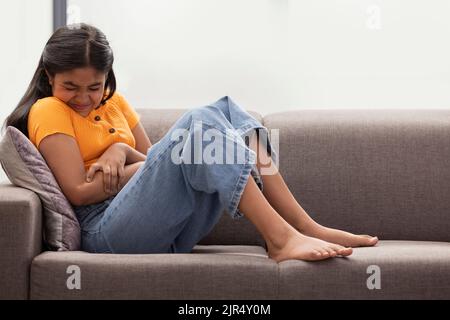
[0,183,42,299]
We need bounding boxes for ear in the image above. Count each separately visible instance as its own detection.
[45,70,53,86]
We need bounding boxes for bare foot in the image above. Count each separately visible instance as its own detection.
[266,227,353,263]
[299,223,379,248]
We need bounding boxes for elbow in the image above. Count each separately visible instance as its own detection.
[65,185,85,207]
[70,196,84,207]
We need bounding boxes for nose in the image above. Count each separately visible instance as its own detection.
[73,93,92,105]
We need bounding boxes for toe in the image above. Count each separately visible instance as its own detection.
[325,246,337,257]
[330,243,344,250]
[310,250,331,261]
[360,235,379,246]
[338,247,353,256]
[312,250,322,258]
[330,244,346,255]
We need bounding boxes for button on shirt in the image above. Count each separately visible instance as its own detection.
[28,91,141,172]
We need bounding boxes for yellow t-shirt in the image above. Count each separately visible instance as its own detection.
[28,91,141,172]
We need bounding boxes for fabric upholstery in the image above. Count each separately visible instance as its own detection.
[264,110,450,242]
[279,240,450,299]
[30,241,450,299]
[0,183,42,299]
[30,245,276,300]
[0,126,80,251]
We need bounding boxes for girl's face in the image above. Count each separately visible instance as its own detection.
[47,67,106,117]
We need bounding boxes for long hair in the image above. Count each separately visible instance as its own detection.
[2,23,116,137]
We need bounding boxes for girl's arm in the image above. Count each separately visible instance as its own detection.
[77,161,145,206]
[120,143,147,164]
[38,134,147,207]
[131,122,153,156]
[78,143,148,206]
[102,141,147,164]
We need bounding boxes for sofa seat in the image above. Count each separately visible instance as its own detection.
[30,245,277,300]
[279,240,450,299]
[30,241,450,300]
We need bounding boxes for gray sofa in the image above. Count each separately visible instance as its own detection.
[1,108,450,300]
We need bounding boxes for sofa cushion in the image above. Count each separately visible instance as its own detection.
[264,110,450,242]
[279,240,450,299]
[0,126,80,251]
[30,241,450,299]
[30,245,276,300]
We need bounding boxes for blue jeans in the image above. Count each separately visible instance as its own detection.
[72,96,277,254]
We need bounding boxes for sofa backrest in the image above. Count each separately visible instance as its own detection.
[264,109,450,242]
[137,108,450,245]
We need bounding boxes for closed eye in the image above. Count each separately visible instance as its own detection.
[64,87,101,91]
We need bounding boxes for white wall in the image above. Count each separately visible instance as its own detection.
[68,0,450,112]
[0,0,53,183]
[2,0,450,183]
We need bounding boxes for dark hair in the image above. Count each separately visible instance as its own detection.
[2,23,116,137]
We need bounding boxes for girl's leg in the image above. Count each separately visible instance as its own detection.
[88,96,369,260]
[238,175,353,262]
[248,131,379,248]
[167,96,370,259]
[89,100,289,255]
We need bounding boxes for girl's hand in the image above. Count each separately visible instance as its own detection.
[85,143,128,195]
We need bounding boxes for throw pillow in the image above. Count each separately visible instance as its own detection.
[0,126,80,251]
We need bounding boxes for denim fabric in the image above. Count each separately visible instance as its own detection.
[72,96,277,254]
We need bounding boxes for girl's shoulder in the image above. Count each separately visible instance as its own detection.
[31,96,70,112]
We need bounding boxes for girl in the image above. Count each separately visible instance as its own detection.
[3,23,378,262]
